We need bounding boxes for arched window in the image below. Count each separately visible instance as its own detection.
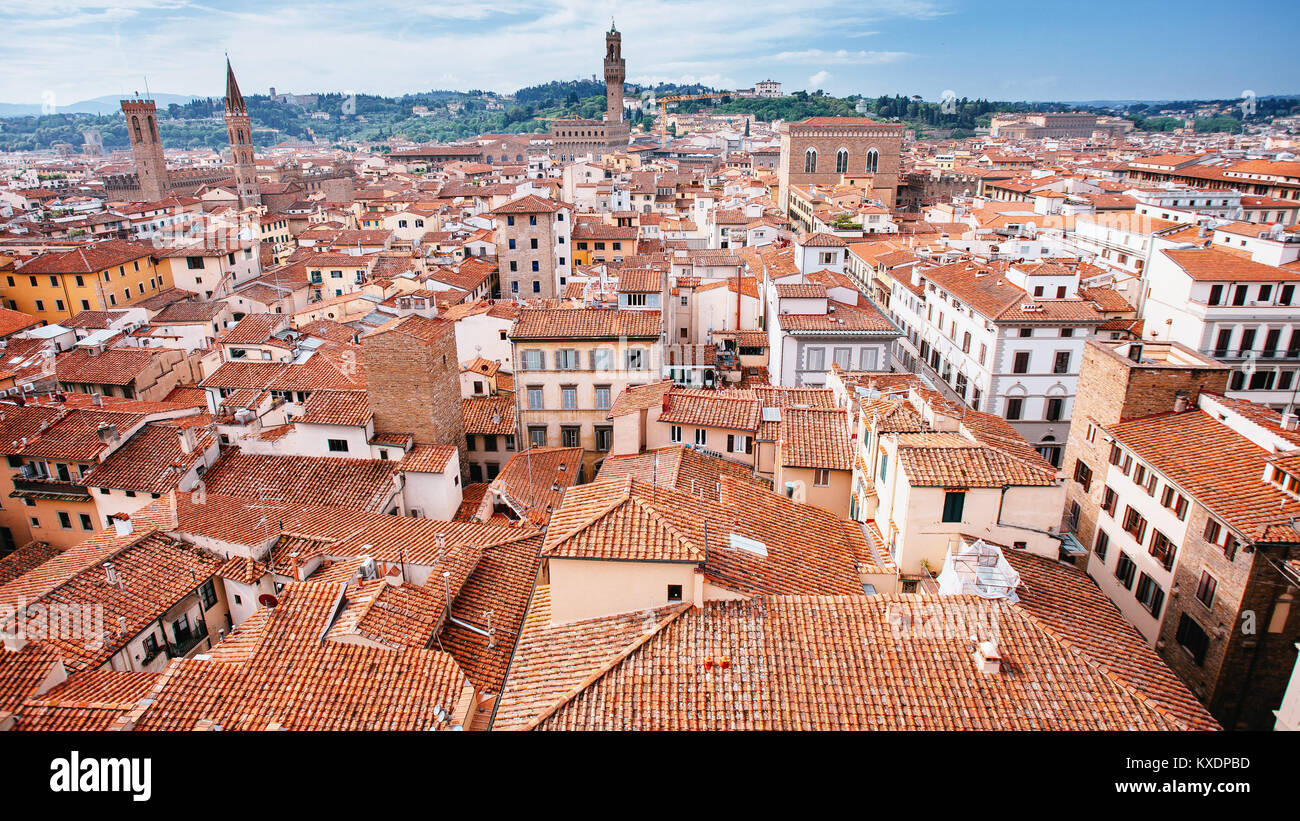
[148,115,158,142]
[804,148,817,173]
[835,148,848,174]
[132,116,142,142]
[866,148,879,174]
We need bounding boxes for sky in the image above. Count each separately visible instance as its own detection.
[2,0,1298,106]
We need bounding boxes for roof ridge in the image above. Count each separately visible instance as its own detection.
[518,602,692,731]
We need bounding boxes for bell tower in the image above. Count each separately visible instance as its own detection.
[224,58,261,210]
[120,97,169,202]
[603,21,625,124]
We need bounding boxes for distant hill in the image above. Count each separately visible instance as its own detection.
[0,93,202,117]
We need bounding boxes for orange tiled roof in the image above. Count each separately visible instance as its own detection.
[498,593,1202,731]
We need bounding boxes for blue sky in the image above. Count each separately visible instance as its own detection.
[2,0,1298,105]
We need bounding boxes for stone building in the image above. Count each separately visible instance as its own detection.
[490,194,572,300]
[1062,338,1229,548]
[361,315,466,467]
[547,22,630,159]
[777,117,904,212]
[224,58,261,210]
[120,97,170,202]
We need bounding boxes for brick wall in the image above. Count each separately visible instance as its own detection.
[496,213,559,299]
[361,318,466,468]
[778,120,903,212]
[1158,519,1299,729]
[1063,342,1228,550]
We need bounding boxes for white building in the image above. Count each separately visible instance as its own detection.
[1141,232,1300,414]
[887,259,1105,467]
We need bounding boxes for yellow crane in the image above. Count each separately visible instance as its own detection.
[652,91,732,142]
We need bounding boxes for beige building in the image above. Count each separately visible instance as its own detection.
[511,306,662,475]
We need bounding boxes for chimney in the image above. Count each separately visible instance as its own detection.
[1173,391,1188,413]
[111,513,133,538]
[973,639,1001,674]
[96,422,119,444]
[384,564,403,587]
[178,425,197,454]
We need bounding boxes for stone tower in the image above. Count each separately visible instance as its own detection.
[120,98,169,202]
[224,58,261,210]
[603,21,625,124]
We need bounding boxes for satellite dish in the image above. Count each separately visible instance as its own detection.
[258,593,279,608]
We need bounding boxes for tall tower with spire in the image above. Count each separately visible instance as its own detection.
[224,58,261,210]
[603,21,625,124]
[120,96,169,202]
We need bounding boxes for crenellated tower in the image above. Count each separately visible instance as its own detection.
[603,21,625,124]
[120,97,170,202]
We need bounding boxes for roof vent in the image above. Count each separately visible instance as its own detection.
[973,639,1001,675]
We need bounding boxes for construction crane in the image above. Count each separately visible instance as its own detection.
[651,91,733,143]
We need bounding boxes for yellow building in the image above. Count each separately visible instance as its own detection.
[1,239,173,321]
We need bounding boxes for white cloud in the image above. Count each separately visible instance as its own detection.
[0,0,946,102]
[808,70,832,89]
[775,49,912,65]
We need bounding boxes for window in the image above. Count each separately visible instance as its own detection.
[528,426,547,448]
[555,349,580,370]
[561,385,577,410]
[1018,328,1033,338]
[58,511,72,530]
[667,584,683,603]
[728,434,752,455]
[1203,519,1222,545]
[1094,529,1109,560]
[527,386,544,410]
[79,513,93,531]
[1114,552,1136,589]
[835,148,848,174]
[804,148,817,173]
[595,426,612,452]
[520,349,544,370]
[1053,351,1070,374]
[694,428,707,446]
[813,468,830,486]
[1135,573,1165,618]
[805,347,825,372]
[1122,506,1147,543]
[1195,570,1218,609]
[1072,459,1092,491]
[625,348,647,370]
[942,491,966,523]
[561,426,580,448]
[878,452,888,480]
[670,425,682,444]
[595,385,611,410]
[1012,351,1030,373]
[592,348,614,371]
[1149,530,1176,570]
[1175,614,1209,665]
[1045,397,1063,421]
[865,148,879,174]
[200,580,217,610]
[1005,397,1023,420]
[327,439,349,453]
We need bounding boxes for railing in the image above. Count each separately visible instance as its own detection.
[10,476,92,499]
[166,621,209,659]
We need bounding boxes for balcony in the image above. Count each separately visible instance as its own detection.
[10,475,92,502]
[166,621,209,659]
